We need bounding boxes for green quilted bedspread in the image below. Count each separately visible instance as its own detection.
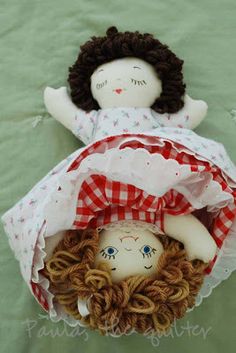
[1,0,236,352]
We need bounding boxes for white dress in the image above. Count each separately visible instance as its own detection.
[2,107,236,327]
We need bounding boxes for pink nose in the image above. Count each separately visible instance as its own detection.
[114,88,123,94]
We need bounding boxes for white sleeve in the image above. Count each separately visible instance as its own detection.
[153,94,208,130]
[44,86,98,145]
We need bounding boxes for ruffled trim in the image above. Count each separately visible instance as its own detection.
[31,227,56,318]
[194,218,236,308]
[32,226,85,326]
[142,129,236,183]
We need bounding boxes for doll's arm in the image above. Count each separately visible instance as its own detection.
[155,94,208,130]
[163,213,217,263]
[44,86,97,145]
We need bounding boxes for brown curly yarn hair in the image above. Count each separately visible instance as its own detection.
[68,26,186,114]
[43,228,208,335]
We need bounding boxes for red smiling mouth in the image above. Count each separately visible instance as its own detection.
[113,88,123,94]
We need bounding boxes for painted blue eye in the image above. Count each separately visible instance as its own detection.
[100,246,119,260]
[143,246,151,254]
[107,247,115,255]
[140,245,157,258]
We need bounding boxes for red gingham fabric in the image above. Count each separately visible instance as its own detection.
[31,281,49,311]
[73,175,194,231]
[72,174,236,247]
[67,134,217,174]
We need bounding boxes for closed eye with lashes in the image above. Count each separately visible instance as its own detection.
[131,78,147,86]
[96,80,107,89]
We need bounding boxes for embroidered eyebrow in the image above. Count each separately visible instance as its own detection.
[133,66,141,69]
[97,69,104,73]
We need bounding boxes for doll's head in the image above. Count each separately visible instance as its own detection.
[44,222,207,335]
[68,26,185,113]
[94,222,164,282]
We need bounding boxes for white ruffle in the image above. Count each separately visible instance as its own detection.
[32,227,84,326]
[36,145,234,245]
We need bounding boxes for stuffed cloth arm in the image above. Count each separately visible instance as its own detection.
[44,86,97,145]
[163,213,217,263]
[154,94,208,130]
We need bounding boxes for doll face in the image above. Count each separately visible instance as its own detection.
[94,226,164,282]
[90,57,162,109]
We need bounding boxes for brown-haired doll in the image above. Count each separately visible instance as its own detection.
[2,27,236,336]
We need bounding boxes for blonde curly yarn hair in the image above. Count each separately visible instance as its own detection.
[43,228,208,335]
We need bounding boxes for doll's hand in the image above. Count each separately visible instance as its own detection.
[182,94,208,129]
[184,236,217,263]
[156,95,208,130]
[44,86,88,136]
[44,86,76,131]
[44,86,70,121]
[44,86,67,101]
[43,86,97,145]
[164,213,217,263]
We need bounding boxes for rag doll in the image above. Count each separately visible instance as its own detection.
[2,26,236,336]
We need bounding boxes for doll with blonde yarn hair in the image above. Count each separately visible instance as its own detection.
[2,27,236,336]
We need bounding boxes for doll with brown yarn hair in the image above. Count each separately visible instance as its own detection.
[44,26,209,142]
[68,26,186,114]
[43,217,213,336]
[2,26,236,337]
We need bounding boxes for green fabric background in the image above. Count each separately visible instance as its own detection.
[1,0,236,352]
